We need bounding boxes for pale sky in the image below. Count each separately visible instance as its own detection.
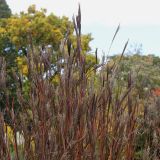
[7,0,160,56]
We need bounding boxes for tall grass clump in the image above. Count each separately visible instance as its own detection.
[0,6,159,160]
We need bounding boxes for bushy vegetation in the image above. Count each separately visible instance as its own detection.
[0,3,160,160]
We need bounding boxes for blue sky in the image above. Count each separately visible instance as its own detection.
[7,0,160,57]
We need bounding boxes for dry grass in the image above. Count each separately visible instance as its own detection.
[0,6,159,160]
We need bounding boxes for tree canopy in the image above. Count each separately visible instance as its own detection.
[0,5,93,54]
[108,54,160,98]
[0,0,11,18]
[0,5,97,112]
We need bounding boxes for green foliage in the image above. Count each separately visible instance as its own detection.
[108,54,160,98]
[0,0,11,18]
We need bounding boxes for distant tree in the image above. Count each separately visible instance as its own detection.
[0,0,11,18]
[127,43,143,55]
[108,54,160,98]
